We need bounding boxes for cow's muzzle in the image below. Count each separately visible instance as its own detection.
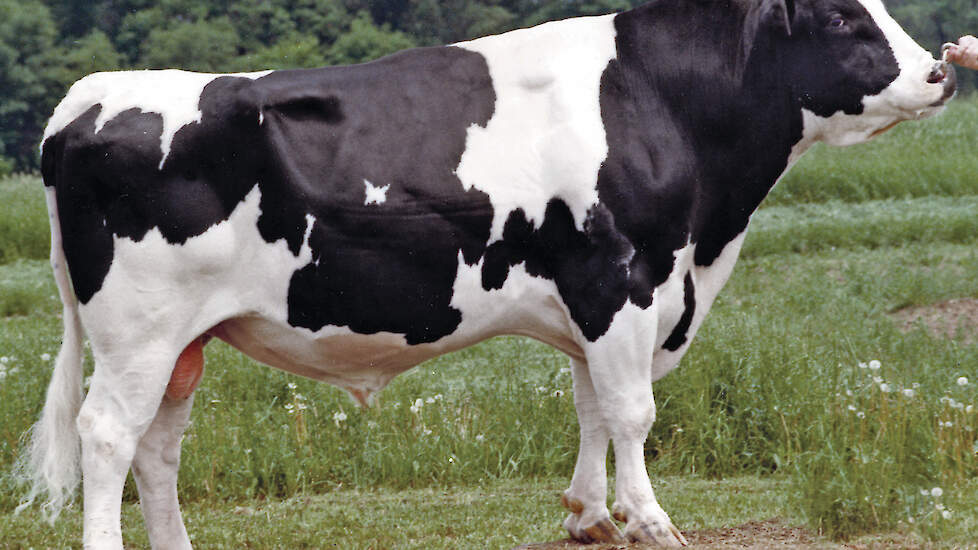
[927,60,957,104]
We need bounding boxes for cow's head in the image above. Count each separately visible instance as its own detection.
[757,0,956,146]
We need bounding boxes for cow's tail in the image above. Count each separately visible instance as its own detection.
[14,182,85,522]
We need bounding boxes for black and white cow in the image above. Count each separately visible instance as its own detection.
[19,0,955,547]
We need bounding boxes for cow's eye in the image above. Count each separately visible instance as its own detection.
[829,16,846,28]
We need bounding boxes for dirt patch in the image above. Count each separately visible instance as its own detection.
[513,519,831,550]
[891,298,978,345]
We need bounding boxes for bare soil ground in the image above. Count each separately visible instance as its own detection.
[512,519,928,549]
[891,298,978,344]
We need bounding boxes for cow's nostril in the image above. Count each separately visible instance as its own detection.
[927,61,948,84]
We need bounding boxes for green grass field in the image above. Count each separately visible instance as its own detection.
[2,97,978,548]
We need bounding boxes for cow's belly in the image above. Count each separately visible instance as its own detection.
[208,256,584,402]
[208,259,583,402]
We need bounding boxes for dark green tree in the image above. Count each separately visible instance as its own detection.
[326,11,415,65]
[0,0,61,171]
[139,17,242,71]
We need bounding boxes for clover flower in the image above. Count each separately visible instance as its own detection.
[957,377,969,387]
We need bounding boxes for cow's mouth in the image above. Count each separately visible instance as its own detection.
[927,61,957,106]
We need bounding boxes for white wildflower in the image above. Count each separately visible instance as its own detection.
[931,487,944,498]
[332,410,347,426]
[475,434,485,443]
[856,411,866,419]
[422,428,432,436]
[426,396,436,404]
[869,360,881,371]
[535,386,548,394]
[367,420,378,429]
[880,383,891,393]
[40,353,51,361]
[552,389,564,398]
[287,382,298,390]
[957,377,969,387]
[873,376,883,385]
[912,382,920,389]
[410,399,423,414]
[942,510,952,520]
[968,405,974,414]
[845,390,853,397]
[448,455,456,464]
[285,403,295,413]
[858,362,868,369]
[848,405,857,412]
[921,489,930,496]
[902,389,915,398]
[0,356,7,364]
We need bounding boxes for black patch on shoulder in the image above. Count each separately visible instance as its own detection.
[481,200,633,341]
[663,273,695,352]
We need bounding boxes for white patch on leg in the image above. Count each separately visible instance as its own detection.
[363,179,390,205]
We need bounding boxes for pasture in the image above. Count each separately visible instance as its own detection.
[2,97,978,547]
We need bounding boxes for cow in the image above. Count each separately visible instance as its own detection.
[17,0,955,547]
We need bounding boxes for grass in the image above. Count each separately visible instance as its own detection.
[2,96,978,545]
[0,477,801,549]
[0,174,48,265]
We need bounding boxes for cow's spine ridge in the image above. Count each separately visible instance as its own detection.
[15,186,85,522]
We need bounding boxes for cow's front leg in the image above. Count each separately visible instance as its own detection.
[584,311,688,547]
[561,358,623,542]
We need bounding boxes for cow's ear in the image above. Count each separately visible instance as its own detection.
[742,0,792,59]
[760,0,793,37]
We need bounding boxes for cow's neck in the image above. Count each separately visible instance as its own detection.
[597,2,803,298]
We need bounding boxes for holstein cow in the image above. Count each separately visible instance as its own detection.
[19,0,954,547]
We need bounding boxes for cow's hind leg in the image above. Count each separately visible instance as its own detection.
[131,338,205,550]
[77,343,178,550]
[561,358,623,542]
[131,394,195,550]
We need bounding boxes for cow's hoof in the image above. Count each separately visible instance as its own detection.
[560,492,624,543]
[612,503,688,547]
[623,521,687,547]
[563,513,624,543]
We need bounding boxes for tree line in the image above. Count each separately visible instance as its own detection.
[1,0,975,173]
